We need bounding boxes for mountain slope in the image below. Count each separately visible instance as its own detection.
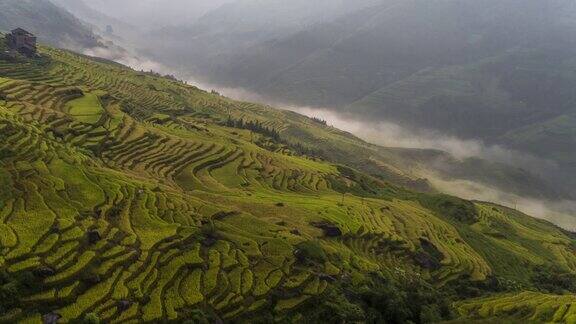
[49,0,136,39]
[208,0,576,108]
[0,42,574,323]
[0,0,100,49]
[77,0,233,27]
[140,0,381,74]
[163,0,576,199]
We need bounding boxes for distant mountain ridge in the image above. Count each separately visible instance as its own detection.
[140,0,382,73]
[49,0,135,38]
[141,0,576,199]
[207,0,576,107]
[0,0,100,49]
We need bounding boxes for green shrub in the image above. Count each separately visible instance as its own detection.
[413,239,444,270]
[531,265,576,294]
[82,313,100,324]
[295,241,326,263]
[0,168,12,209]
[298,274,454,324]
[200,220,216,237]
[0,270,37,313]
[182,309,210,324]
[0,281,19,312]
[420,305,443,323]
[418,194,479,224]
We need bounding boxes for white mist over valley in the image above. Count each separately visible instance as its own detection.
[27,0,576,230]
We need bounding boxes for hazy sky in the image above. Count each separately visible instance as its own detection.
[85,0,233,27]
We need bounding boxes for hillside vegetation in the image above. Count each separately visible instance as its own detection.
[149,0,576,199]
[0,43,575,323]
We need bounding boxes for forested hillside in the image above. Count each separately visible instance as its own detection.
[0,40,575,323]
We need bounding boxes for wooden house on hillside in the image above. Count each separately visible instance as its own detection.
[6,28,37,57]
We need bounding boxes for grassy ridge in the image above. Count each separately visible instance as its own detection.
[0,46,574,323]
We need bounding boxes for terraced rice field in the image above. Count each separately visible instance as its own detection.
[64,91,105,124]
[455,292,576,323]
[0,46,574,323]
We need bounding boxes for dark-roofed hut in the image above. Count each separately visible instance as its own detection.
[6,28,37,57]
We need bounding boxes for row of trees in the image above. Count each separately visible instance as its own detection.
[139,70,186,84]
[224,116,321,157]
[225,117,281,141]
[311,117,327,125]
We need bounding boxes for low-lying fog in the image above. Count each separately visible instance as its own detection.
[88,47,576,232]
[203,81,576,232]
[182,75,576,231]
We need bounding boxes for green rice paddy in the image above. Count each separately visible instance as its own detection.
[0,46,574,323]
[65,91,105,124]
